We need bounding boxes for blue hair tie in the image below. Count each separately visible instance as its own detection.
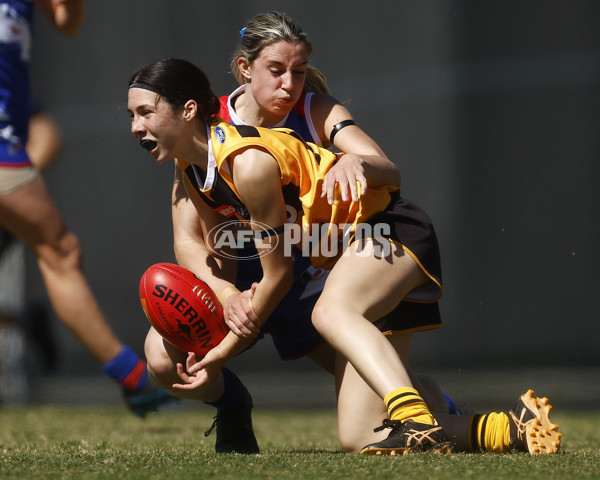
[239,26,247,38]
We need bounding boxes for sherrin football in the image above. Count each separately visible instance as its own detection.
[139,263,228,355]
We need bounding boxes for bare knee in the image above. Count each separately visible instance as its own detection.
[338,423,385,453]
[339,432,365,453]
[146,354,174,390]
[36,229,83,274]
[144,338,179,390]
[311,301,337,335]
[337,420,358,453]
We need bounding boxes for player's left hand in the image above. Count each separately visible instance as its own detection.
[172,349,225,390]
[321,153,367,204]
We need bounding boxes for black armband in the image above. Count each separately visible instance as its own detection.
[329,119,356,144]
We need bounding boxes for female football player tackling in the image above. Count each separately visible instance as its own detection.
[128,54,561,455]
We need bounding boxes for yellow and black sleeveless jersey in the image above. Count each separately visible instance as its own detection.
[180,118,399,269]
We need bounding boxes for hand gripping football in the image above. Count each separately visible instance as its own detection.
[139,263,228,355]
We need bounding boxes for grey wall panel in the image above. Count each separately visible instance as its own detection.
[26,1,600,372]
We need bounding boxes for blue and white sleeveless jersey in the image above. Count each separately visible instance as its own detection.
[0,0,34,167]
[220,84,322,147]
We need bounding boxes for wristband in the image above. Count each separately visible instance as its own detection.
[217,285,241,305]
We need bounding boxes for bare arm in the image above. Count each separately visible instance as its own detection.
[172,163,237,292]
[173,164,263,337]
[232,148,294,324]
[311,94,401,203]
[35,0,84,37]
[183,149,293,383]
[26,112,62,170]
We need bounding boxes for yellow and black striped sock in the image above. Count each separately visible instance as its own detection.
[469,412,510,452]
[385,387,435,425]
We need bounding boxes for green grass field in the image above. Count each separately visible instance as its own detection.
[1,406,599,480]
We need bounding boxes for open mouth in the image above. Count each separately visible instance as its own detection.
[140,139,157,151]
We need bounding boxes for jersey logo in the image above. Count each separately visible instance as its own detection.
[215,204,236,217]
[215,126,225,143]
[235,206,249,219]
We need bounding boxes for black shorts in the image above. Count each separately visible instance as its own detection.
[361,192,443,303]
[363,192,443,332]
[374,300,442,334]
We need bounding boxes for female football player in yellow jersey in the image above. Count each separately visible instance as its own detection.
[144,12,451,455]
[133,14,560,456]
[128,57,454,454]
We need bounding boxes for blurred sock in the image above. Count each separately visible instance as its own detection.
[102,345,148,393]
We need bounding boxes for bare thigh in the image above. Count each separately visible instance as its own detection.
[0,175,68,253]
[317,239,429,323]
[144,326,188,383]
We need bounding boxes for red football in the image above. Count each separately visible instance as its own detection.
[139,263,228,356]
